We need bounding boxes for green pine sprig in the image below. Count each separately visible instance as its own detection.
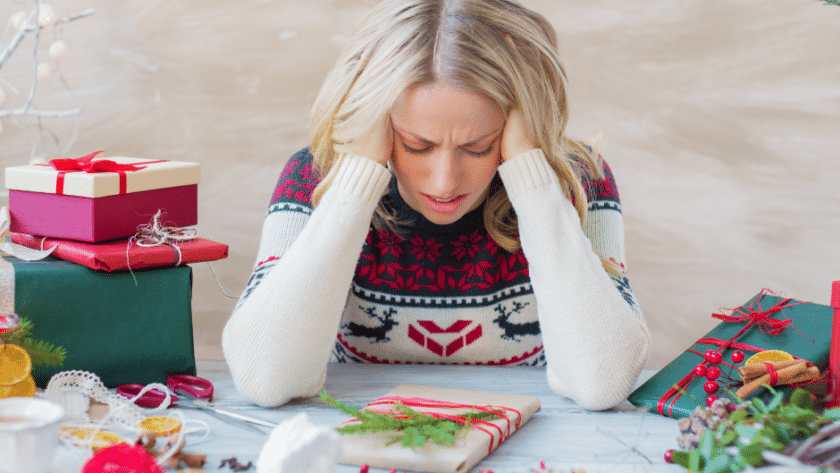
[670,387,840,473]
[2,317,67,367]
[320,390,505,449]
[819,0,840,5]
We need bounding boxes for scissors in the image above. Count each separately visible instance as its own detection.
[116,375,275,433]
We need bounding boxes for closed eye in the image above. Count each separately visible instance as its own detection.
[401,143,431,154]
[464,146,493,157]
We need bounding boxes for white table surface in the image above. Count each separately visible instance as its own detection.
[52,361,685,473]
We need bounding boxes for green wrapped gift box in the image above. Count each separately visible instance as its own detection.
[629,290,833,419]
[2,256,196,387]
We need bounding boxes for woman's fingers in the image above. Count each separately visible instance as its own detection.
[501,109,538,162]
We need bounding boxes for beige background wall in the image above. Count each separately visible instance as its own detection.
[1,0,838,368]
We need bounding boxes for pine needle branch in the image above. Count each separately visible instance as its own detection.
[1,317,66,367]
[320,390,504,448]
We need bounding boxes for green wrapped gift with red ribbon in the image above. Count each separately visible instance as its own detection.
[629,289,834,419]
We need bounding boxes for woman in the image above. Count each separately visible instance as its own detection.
[223,0,650,410]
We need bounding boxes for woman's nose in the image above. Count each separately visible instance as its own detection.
[428,151,459,195]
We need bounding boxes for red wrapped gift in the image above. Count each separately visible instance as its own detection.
[5,152,200,242]
[830,280,840,408]
[11,232,228,272]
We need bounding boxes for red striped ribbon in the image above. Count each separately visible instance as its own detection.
[345,396,522,455]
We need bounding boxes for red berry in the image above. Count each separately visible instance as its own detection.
[706,366,721,380]
[694,364,707,377]
[731,350,745,363]
[704,381,719,394]
[704,350,723,365]
[664,449,674,463]
[706,395,718,407]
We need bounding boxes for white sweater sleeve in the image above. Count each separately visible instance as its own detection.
[497,149,651,410]
[222,153,392,407]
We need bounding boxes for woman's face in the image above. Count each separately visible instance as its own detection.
[390,82,506,226]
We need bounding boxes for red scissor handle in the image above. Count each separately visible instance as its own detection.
[167,374,214,400]
[115,383,177,409]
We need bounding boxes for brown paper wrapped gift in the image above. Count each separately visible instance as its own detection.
[338,384,541,473]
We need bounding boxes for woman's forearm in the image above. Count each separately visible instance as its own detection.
[222,154,391,407]
[499,149,651,410]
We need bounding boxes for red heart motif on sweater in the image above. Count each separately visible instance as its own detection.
[407,320,483,357]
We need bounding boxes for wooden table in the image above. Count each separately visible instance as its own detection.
[52,361,685,473]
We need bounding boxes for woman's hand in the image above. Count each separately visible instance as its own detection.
[500,109,538,162]
[350,114,394,167]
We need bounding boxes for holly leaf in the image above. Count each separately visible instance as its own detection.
[699,429,716,461]
[689,448,703,472]
[702,454,732,473]
[738,442,764,467]
[789,388,814,410]
[765,390,785,412]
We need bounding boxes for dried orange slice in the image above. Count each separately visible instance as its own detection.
[0,373,35,398]
[0,344,32,386]
[137,415,182,437]
[67,429,125,451]
[745,349,794,366]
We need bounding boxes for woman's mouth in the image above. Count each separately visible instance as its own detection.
[422,194,466,214]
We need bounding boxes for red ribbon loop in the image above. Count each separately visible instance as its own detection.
[765,362,779,386]
[712,296,793,335]
[40,151,165,195]
[47,150,105,171]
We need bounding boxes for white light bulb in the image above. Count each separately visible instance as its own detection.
[37,63,52,82]
[11,11,27,30]
[37,4,58,28]
[49,40,68,60]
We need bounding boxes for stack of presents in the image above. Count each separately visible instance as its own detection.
[2,152,228,387]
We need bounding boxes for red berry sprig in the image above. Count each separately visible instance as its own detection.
[705,366,721,381]
[731,350,745,363]
[704,350,723,365]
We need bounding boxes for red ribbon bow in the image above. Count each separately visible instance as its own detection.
[656,289,805,417]
[42,151,163,195]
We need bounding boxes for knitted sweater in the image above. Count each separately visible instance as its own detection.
[222,147,651,409]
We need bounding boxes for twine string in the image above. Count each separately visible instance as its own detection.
[126,210,197,284]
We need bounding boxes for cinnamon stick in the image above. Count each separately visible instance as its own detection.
[736,361,817,398]
[738,360,806,381]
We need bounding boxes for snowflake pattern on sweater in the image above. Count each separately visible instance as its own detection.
[244,148,639,366]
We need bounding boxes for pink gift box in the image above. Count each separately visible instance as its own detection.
[5,154,200,243]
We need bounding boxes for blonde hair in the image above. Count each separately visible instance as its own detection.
[310,0,607,259]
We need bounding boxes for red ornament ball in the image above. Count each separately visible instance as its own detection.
[693,364,707,377]
[664,449,675,463]
[731,350,745,363]
[706,395,718,407]
[704,381,719,394]
[704,350,723,365]
[81,443,163,473]
[706,366,721,381]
